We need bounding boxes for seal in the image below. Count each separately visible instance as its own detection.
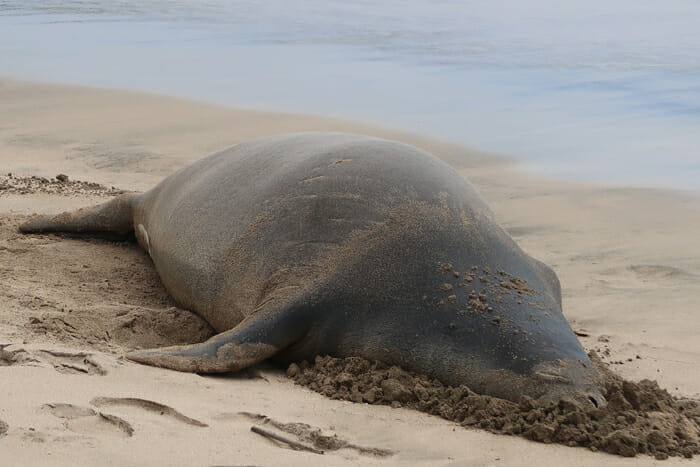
[20,132,605,406]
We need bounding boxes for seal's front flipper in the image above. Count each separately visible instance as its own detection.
[126,307,306,373]
[19,193,137,235]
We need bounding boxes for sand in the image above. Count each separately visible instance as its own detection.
[289,355,698,459]
[1,77,699,466]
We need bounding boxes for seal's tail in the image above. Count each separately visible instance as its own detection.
[19,193,138,236]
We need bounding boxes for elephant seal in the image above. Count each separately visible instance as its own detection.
[20,132,604,406]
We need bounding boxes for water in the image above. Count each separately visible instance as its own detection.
[2,0,699,191]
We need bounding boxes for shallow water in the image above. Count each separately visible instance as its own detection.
[1,0,699,191]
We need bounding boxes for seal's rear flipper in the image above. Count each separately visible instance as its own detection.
[19,193,137,235]
[126,307,306,373]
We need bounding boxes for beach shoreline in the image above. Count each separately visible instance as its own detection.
[1,77,698,465]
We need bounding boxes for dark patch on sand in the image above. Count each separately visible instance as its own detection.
[288,354,700,459]
[0,173,126,196]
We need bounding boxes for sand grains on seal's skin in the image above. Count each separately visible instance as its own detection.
[287,355,700,459]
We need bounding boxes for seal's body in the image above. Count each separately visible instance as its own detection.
[20,133,604,406]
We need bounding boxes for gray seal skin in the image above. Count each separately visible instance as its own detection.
[20,132,605,407]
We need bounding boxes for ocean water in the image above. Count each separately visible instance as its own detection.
[1,0,699,191]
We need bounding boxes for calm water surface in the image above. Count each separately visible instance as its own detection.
[1,0,699,191]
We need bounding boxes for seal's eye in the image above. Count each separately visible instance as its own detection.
[588,396,599,408]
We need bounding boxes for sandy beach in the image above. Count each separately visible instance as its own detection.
[1,77,699,466]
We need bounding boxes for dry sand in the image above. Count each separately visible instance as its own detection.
[1,77,699,466]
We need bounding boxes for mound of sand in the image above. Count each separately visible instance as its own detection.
[288,355,700,459]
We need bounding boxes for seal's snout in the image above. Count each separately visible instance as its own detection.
[530,359,606,408]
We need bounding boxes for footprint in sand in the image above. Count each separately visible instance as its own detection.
[42,403,133,438]
[90,397,208,427]
[36,349,106,375]
[0,418,8,438]
[0,344,106,375]
[233,412,393,457]
[21,428,48,443]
